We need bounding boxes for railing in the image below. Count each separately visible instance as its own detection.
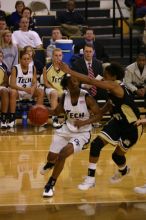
[84,0,137,63]
[113,0,134,63]
[85,0,89,22]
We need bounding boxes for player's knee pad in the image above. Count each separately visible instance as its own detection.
[112,152,126,166]
[90,137,104,157]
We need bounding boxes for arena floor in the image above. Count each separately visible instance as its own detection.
[0,125,146,220]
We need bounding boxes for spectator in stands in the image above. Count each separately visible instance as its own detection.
[57,0,84,25]
[23,45,44,83]
[9,50,44,128]
[43,48,65,128]
[57,0,85,36]
[124,53,146,98]
[0,50,9,129]
[135,0,146,18]
[46,27,63,62]
[74,28,109,64]
[0,1,6,19]
[13,7,35,30]
[8,1,25,29]
[0,30,18,76]
[72,44,108,101]
[0,17,8,36]
[22,7,35,30]
[12,17,42,49]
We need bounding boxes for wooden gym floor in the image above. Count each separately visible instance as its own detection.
[0,124,146,220]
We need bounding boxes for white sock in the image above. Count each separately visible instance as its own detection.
[88,163,96,170]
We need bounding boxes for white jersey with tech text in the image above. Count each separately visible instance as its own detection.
[15,64,34,88]
[64,89,92,132]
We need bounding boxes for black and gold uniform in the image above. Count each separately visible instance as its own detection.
[46,63,65,96]
[98,82,143,152]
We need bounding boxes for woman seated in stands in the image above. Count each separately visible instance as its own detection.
[0,30,18,76]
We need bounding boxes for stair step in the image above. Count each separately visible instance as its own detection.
[87,17,118,26]
[110,56,131,66]
[96,36,140,45]
[105,45,138,56]
[56,8,110,18]
[50,0,100,10]
[92,26,120,35]
[83,9,110,17]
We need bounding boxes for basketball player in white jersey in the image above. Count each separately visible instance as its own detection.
[43,48,65,128]
[9,50,44,127]
[42,74,103,197]
[0,50,9,128]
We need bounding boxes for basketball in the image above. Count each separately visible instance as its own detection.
[28,105,49,126]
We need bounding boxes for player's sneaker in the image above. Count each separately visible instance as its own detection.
[110,167,130,184]
[7,120,15,128]
[43,184,54,197]
[40,166,48,175]
[1,122,7,129]
[52,117,62,129]
[40,162,54,175]
[134,184,146,194]
[40,165,50,175]
[78,176,95,190]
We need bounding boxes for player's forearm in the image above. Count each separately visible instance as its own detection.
[48,106,65,116]
[68,68,96,85]
[10,83,25,91]
[80,114,102,126]
[101,100,113,114]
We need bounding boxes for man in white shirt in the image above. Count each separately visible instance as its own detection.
[124,53,146,98]
[12,17,42,49]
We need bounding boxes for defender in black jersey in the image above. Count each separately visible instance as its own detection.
[59,62,143,189]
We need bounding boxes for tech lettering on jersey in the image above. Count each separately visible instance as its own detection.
[51,76,63,83]
[17,77,32,87]
[16,64,33,88]
[66,110,85,119]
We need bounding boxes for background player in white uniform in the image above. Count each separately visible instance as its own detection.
[43,48,65,128]
[9,50,44,127]
[41,74,103,197]
[0,50,9,128]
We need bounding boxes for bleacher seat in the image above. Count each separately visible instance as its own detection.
[42,36,51,49]
[69,36,84,53]
[29,1,49,15]
[33,15,57,26]
[34,48,46,66]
